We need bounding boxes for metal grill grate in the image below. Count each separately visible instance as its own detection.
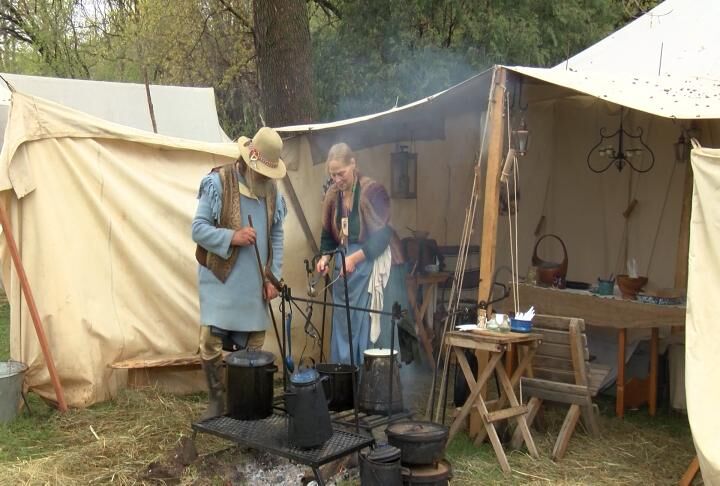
[192,414,374,469]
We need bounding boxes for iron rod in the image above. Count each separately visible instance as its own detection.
[339,251,360,433]
[289,295,395,316]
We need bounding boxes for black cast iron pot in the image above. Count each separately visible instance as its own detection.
[316,363,358,412]
[386,421,449,466]
[225,349,277,420]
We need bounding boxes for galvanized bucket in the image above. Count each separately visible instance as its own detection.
[0,360,27,423]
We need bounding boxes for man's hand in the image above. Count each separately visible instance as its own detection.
[316,255,331,275]
[231,227,256,246]
[263,281,279,301]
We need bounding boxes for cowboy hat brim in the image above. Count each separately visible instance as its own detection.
[237,136,287,179]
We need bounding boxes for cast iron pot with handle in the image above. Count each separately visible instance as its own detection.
[316,362,358,412]
[386,420,449,466]
[225,349,277,420]
[284,366,333,449]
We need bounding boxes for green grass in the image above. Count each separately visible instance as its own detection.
[0,299,9,361]
[0,394,65,463]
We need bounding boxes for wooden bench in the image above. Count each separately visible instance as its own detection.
[111,352,205,394]
[510,314,611,461]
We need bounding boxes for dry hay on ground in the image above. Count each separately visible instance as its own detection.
[0,387,694,485]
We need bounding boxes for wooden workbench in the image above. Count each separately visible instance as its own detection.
[497,283,685,417]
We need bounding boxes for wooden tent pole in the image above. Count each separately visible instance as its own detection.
[477,66,508,310]
[468,66,507,438]
[0,203,68,412]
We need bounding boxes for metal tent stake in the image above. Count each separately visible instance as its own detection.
[0,202,68,412]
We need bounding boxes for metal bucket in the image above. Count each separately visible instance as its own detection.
[0,361,27,423]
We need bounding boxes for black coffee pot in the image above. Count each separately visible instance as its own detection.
[284,367,333,449]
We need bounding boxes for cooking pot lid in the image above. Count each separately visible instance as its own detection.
[367,444,401,463]
[290,368,319,384]
[386,420,449,441]
[402,460,452,480]
[226,349,275,367]
[363,348,398,357]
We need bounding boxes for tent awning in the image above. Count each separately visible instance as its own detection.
[507,66,720,120]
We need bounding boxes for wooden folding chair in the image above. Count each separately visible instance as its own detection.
[510,315,611,460]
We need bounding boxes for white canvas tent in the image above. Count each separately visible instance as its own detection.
[0,73,230,144]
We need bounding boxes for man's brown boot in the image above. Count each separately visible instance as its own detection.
[200,355,224,420]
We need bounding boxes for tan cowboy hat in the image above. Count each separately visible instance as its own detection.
[237,127,286,179]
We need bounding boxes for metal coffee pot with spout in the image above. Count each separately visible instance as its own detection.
[284,366,333,449]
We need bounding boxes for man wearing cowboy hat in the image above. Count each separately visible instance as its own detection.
[192,126,287,419]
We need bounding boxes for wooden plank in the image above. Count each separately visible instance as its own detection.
[537,342,588,361]
[445,334,503,353]
[465,329,543,344]
[510,397,542,450]
[494,359,539,459]
[112,353,201,369]
[649,327,659,416]
[617,328,627,417]
[534,355,574,372]
[406,276,437,369]
[569,320,589,386]
[500,284,686,329]
[534,328,585,346]
[552,404,581,461]
[282,174,319,255]
[448,350,503,443]
[587,365,611,396]
[521,378,590,397]
[521,385,591,406]
[679,456,700,486]
[483,405,528,423]
[477,66,508,314]
[532,314,585,332]
[532,367,576,384]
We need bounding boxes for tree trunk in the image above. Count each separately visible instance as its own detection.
[252,0,317,127]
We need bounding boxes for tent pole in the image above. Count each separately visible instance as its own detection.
[477,66,508,312]
[468,66,507,438]
[0,202,68,412]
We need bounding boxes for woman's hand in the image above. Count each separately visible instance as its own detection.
[231,227,256,246]
[341,250,365,276]
[316,255,331,275]
[263,281,279,301]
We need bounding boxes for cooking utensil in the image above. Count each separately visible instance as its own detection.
[284,367,333,449]
[386,420,449,466]
[358,348,403,415]
[285,306,295,373]
[316,363,358,412]
[401,460,453,486]
[225,349,277,420]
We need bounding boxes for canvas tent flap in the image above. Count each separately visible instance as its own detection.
[0,73,230,142]
[0,92,239,195]
[687,145,720,483]
[0,91,243,406]
[507,66,720,120]
[559,0,720,81]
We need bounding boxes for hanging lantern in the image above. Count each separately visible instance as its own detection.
[674,133,688,164]
[390,144,417,199]
[512,118,530,156]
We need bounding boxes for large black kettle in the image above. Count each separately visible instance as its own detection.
[284,368,333,449]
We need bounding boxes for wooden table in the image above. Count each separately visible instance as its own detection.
[406,272,449,369]
[445,329,541,473]
[498,283,685,417]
